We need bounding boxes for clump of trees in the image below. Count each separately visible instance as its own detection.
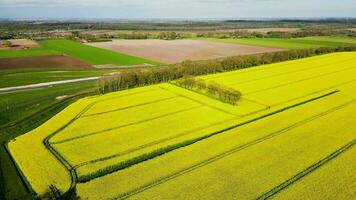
[97,45,356,95]
[175,76,241,105]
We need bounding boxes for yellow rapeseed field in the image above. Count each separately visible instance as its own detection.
[8,52,356,198]
[77,84,356,199]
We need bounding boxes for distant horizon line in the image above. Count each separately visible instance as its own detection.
[1,17,356,22]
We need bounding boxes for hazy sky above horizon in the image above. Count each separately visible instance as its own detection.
[0,0,355,19]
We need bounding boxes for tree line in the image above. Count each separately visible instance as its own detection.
[195,29,356,39]
[97,45,356,95]
[175,76,241,105]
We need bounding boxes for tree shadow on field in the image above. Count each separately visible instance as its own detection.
[36,185,80,200]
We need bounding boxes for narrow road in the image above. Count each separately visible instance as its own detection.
[0,77,99,93]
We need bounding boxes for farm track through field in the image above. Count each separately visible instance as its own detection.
[242,65,356,95]
[114,98,356,200]
[241,66,355,95]
[76,91,339,183]
[44,102,96,193]
[159,86,241,117]
[52,105,202,145]
[80,96,178,118]
[265,80,356,108]
[225,56,355,86]
[73,117,236,169]
[257,140,356,200]
[44,88,161,195]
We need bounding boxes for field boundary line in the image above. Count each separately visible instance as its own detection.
[81,96,179,118]
[114,98,356,200]
[243,66,356,95]
[78,90,339,184]
[160,85,240,117]
[74,117,237,169]
[51,105,202,145]
[257,140,356,200]
[43,101,96,194]
[240,97,271,109]
[225,56,355,86]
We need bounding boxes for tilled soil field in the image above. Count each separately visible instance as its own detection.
[88,39,284,64]
[0,55,92,70]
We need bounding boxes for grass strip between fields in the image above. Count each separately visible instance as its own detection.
[256,140,356,200]
[113,97,356,200]
[75,90,340,183]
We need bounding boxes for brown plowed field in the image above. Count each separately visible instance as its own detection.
[88,39,283,64]
[0,55,92,70]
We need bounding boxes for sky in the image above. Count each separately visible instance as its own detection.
[0,0,355,20]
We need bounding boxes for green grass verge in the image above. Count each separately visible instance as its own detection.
[0,68,122,88]
[0,48,60,58]
[39,40,161,66]
[197,37,354,49]
[0,82,95,127]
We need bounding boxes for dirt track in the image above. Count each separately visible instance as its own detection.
[88,39,283,64]
[0,55,92,70]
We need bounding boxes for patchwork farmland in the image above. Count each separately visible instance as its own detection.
[8,52,356,199]
[88,39,282,64]
[39,40,161,66]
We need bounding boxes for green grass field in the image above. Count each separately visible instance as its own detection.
[301,36,356,44]
[7,52,356,199]
[198,37,356,49]
[0,48,60,58]
[39,40,161,66]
